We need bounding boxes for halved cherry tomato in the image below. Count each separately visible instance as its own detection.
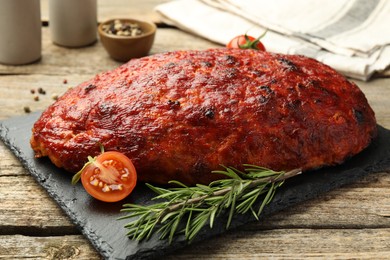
[226,34,266,51]
[72,151,137,202]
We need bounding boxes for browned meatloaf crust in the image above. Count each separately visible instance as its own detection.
[30,48,377,185]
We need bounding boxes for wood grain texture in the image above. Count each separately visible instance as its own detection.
[0,176,75,234]
[0,27,219,78]
[1,0,390,258]
[165,228,390,259]
[0,235,100,259]
[40,0,171,24]
[1,229,390,260]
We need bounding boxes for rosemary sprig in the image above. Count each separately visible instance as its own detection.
[120,165,301,244]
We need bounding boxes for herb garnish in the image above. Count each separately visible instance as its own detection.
[120,165,301,244]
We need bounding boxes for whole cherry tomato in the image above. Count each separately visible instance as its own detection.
[72,150,137,202]
[226,34,266,51]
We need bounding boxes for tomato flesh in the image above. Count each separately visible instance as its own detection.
[80,151,137,202]
[226,35,266,51]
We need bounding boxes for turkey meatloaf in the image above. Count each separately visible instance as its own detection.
[31,48,377,185]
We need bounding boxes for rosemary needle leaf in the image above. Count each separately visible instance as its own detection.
[185,206,194,237]
[209,206,218,228]
[145,183,170,196]
[161,211,180,223]
[196,183,213,193]
[247,170,280,179]
[188,211,210,242]
[157,220,172,240]
[257,182,275,216]
[168,180,189,188]
[241,185,264,199]
[132,214,149,240]
[243,164,273,172]
[227,166,246,176]
[236,188,261,213]
[120,166,302,244]
[250,206,259,221]
[226,191,237,229]
[204,195,224,203]
[169,215,181,244]
[225,187,234,208]
[137,218,154,241]
[212,166,240,179]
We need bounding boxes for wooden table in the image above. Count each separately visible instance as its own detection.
[1,1,389,259]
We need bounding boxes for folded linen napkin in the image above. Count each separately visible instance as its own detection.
[156,0,390,81]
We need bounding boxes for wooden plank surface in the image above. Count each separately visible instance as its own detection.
[1,0,390,259]
[40,0,171,24]
[2,228,390,259]
[0,27,218,78]
[0,235,100,259]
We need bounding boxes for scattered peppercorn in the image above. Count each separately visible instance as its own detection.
[28,86,63,104]
[102,19,143,37]
[23,106,31,113]
[37,87,46,95]
[63,79,68,84]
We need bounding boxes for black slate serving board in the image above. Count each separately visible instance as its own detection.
[1,112,390,260]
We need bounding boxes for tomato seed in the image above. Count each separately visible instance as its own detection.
[102,185,110,192]
[90,179,99,186]
[102,160,113,167]
[110,184,122,191]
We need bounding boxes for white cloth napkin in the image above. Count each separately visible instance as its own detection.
[156,0,390,81]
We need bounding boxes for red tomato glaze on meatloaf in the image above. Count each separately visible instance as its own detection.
[31,48,377,185]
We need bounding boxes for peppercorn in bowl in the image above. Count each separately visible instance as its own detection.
[98,18,156,62]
